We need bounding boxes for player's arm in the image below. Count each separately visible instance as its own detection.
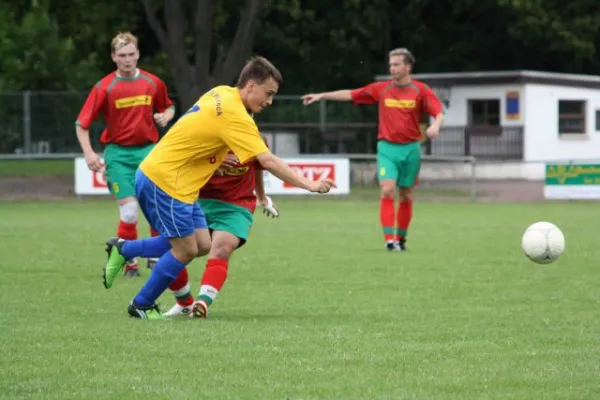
[75,83,106,171]
[422,85,445,139]
[255,152,334,193]
[224,119,335,193]
[152,78,175,127]
[254,169,278,218]
[302,83,381,106]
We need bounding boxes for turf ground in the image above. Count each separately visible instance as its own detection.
[0,196,598,399]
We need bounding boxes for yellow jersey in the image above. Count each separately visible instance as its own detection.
[140,86,269,203]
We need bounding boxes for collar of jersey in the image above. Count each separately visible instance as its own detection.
[116,69,140,81]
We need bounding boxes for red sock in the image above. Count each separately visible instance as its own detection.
[380,197,395,242]
[169,268,194,306]
[150,227,160,237]
[117,220,138,270]
[200,258,229,291]
[395,199,413,241]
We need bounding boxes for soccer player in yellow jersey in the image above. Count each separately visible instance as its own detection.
[102,57,336,319]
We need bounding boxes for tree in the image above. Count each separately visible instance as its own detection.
[141,0,266,109]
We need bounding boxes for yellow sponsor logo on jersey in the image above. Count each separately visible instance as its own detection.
[115,95,152,109]
[384,99,415,108]
[223,166,249,176]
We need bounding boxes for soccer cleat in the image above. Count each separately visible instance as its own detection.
[398,238,407,251]
[163,303,191,317]
[146,257,158,270]
[189,299,209,319]
[127,301,165,320]
[386,241,401,252]
[103,237,127,289]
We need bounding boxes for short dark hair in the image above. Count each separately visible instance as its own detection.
[236,56,283,88]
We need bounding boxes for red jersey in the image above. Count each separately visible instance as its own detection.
[76,69,174,146]
[350,79,444,144]
[199,137,268,213]
[199,158,263,213]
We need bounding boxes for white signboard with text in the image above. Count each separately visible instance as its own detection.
[75,157,351,196]
[262,158,350,195]
[74,158,110,195]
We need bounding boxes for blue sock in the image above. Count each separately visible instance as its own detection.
[133,251,187,308]
[121,236,172,260]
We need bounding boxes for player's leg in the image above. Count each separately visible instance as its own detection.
[191,200,252,318]
[104,144,141,276]
[395,142,422,251]
[164,199,220,317]
[135,144,162,270]
[124,184,211,319]
[102,170,211,320]
[377,141,400,251]
[127,144,161,270]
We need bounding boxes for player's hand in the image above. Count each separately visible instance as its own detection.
[308,178,336,194]
[84,151,103,172]
[426,124,440,139]
[220,154,239,169]
[154,113,169,127]
[301,93,323,105]
[259,196,279,218]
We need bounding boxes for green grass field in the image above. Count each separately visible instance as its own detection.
[0,160,74,177]
[1,197,599,399]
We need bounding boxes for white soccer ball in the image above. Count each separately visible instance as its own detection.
[521,222,565,264]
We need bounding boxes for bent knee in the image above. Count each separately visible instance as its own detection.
[399,188,413,202]
[196,241,212,257]
[210,242,237,260]
[379,182,395,198]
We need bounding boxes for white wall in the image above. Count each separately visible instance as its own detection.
[443,84,525,126]
[420,162,545,180]
[523,84,600,162]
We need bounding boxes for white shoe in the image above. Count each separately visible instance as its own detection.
[189,300,209,319]
[163,303,191,317]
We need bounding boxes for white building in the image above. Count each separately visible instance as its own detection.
[376,70,600,179]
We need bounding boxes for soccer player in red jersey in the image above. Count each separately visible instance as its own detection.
[75,32,175,275]
[163,147,278,318]
[302,48,445,251]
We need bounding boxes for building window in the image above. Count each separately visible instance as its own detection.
[468,99,500,126]
[595,110,600,131]
[558,100,585,134]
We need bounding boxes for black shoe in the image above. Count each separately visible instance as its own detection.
[127,301,164,320]
[386,241,400,251]
[398,238,407,251]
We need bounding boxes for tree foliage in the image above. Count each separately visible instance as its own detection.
[2,0,600,97]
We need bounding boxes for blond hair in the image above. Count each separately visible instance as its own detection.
[389,48,415,66]
[111,32,138,53]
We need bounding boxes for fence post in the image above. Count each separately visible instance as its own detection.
[469,157,477,201]
[23,91,32,154]
[319,99,327,133]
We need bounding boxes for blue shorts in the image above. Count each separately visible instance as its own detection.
[135,169,208,238]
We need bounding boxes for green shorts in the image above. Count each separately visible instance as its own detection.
[198,199,254,248]
[377,140,421,188]
[103,144,155,199]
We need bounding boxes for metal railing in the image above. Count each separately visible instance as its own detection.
[0,91,523,160]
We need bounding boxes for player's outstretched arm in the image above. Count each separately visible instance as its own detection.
[255,152,336,194]
[301,90,353,105]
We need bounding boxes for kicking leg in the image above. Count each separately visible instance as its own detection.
[191,230,240,319]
